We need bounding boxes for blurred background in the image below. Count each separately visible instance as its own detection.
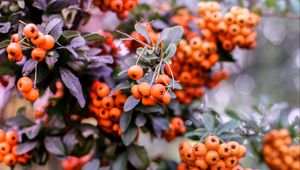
[0,0,299,169]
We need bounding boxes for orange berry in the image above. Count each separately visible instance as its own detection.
[128,65,143,80]
[142,96,157,106]
[237,15,248,26]
[0,130,6,142]
[111,0,124,12]
[96,83,110,98]
[237,145,247,158]
[112,124,120,132]
[233,35,245,47]
[210,12,222,23]
[109,107,122,122]
[138,82,151,97]
[232,165,244,170]
[101,97,114,109]
[156,74,171,86]
[31,47,46,62]
[184,149,196,162]
[211,160,226,170]
[195,157,208,169]
[180,72,191,84]
[192,143,207,156]
[17,156,28,164]
[3,153,16,166]
[229,24,241,36]
[218,143,231,158]
[124,0,137,11]
[23,88,39,102]
[178,141,191,154]
[222,39,234,51]
[114,94,127,108]
[224,156,238,168]
[205,150,220,165]
[17,77,33,93]
[158,92,171,105]
[131,85,141,99]
[151,84,166,99]
[0,142,11,155]
[23,23,39,38]
[227,141,240,156]
[6,131,18,145]
[205,135,220,150]
[98,119,113,128]
[189,37,202,49]
[224,13,235,25]
[7,42,22,57]
[31,32,46,46]
[11,34,19,43]
[97,109,110,119]
[39,35,55,50]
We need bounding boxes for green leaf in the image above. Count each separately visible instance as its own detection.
[6,115,35,128]
[202,113,215,132]
[83,159,100,170]
[135,105,163,113]
[112,152,127,170]
[218,133,242,141]
[134,22,151,43]
[16,107,26,115]
[128,145,150,170]
[121,124,138,146]
[120,111,133,132]
[163,26,184,49]
[0,40,10,49]
[135,114,146,127]
[71,36,86,48]
[83,33,106,41]
[124,95,140,112]
[45,18,62,34]
[16,141,38,155]
[44,137,65,156]
[216,120,240,135]
[63,30,80,39]
[60,68,86,107]
[225,109,242,120]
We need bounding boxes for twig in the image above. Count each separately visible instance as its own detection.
[18,20,27,25]
[34,61,38,88]
[163,60,175,88]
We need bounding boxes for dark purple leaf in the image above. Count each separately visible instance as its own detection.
[128,145,150,170]
[83,159,100,170]
[150,117,169,138]
[121,124,138,146]
[22,59,36,76]
[59,68,86,107]
[71,36,86,48]
[45,18,62,34]
[16,141,38,155]
[0,22,11,33]
[120,111,133,132]
[44,137,65,156]
[135,114,146,127]
[124,95,140,112]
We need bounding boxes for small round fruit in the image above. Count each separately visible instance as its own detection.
[111,0,124,12]
[158,92,171,105]
[151,84,166,99]
[102,97,114,109]
[205,135,220,150]
[218,143,231,158]
[7,43,22,57]
[205,150,220,165]
[39,35,55,50]
[31,48,46,62]
[23,23,39,38]
[6,131,18,145]
[31,32,46,46]
[23,88,39,102]
[17,77,33,93]
[142,96,157,106]
[0,142,10,155]
[156,74,171,85]
[124,0,137,11]
[193,143,207,156]
[96,83,110,98]
[131,85,141,99]
[3,153,16,166]
[11,34,19,43]
[138,82,151,97]
[109,107,122,122]
[128,65,143,80]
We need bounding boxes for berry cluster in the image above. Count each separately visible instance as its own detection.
[61,155,91,170]
[178,136,250,170]
[163,117,186,142]
[263,129,300,170]
[196,2,260,50]
[98,31,118,58]
[88,81,127,136]
[0,130,31,167]
[128,65,172,106]
[93,0,139,19]
[17,76,39,102]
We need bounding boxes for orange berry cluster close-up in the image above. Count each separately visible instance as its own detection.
[196,2,260,50]
[263,129,300,170]
[128,65,172,106]
[163,117,186,142]
[17,76,39,102]
[61,155,91,170]
[178,135,250,170]
[7,23,55,63]
[88,81,127,136]
[0,130,31,167]
[93,0,139,19]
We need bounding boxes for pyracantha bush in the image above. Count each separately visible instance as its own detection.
[0,0,298,170]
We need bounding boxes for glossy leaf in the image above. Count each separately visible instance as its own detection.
[16,141,38,155]
[128,145,150,170]
[124,95,140,112]
[44,137,65,156]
